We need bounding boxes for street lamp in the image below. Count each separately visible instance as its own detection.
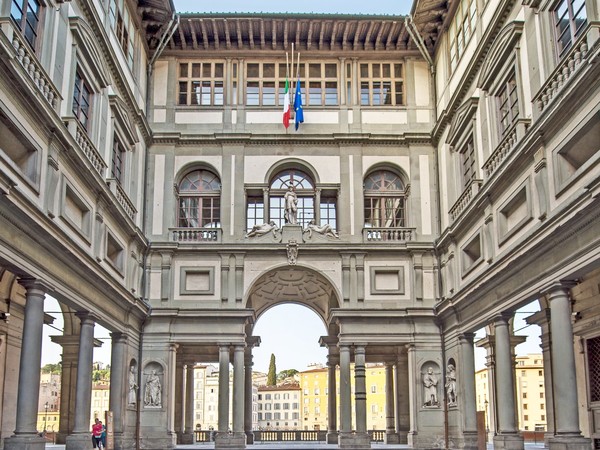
[43,402,49,436]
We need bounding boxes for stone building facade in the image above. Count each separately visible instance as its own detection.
[0,0,598,450]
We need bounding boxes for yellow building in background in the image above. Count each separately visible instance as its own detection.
[300,363,388,431]
[476,354,546,437]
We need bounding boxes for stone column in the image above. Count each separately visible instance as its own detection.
[182,364,195,444]
[546,283,590,450]
[354,346,367,432]
[406,344,418,447]
[51,335,80,444]
[232,345,245,434]
[217,345,230,433]
[395,350,410,444]
[244,351,254,444]
[384,362,399,444]
[475,334,497,441]
[4,280,47,450]
[65,313,96,450]
[109,333,127,435]
[174,360,184,441]
[493,314,523,450]
[525,308,555,445]
[326,355,338,444]
[338,345,352,434]
[458,333,478,448]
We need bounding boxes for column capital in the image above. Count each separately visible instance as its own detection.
[542,280,577,297]
[354,344,366,354]
[18,278,51,295]
[459,332,476,344]
[492,312,513,325]
[75,311,98,325]
[110,331,128,343]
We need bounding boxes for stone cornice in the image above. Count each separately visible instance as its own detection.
[151,132,432,146]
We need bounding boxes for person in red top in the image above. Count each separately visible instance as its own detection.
[92,418,104,449]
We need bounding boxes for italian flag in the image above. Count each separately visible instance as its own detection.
[282,77,291,128]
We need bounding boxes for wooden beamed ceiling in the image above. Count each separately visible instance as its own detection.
[166,15,415,53]
[137,1,454,56]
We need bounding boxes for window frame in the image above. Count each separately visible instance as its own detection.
[358,62,404,106]
[109,0,136,69]
[363,169,408,229]
[245,168,339,233]
[553,0,587,58]
[177,168,222,228]
[448,0,478,72]
[72,68,93,131]
[178,61,225,106]
[10,0,44,52]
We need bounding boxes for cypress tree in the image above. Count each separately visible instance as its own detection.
[267,353,277,386]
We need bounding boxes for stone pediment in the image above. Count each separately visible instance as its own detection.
[478,21,524,90]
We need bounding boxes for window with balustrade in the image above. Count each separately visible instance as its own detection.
[246,168,338,232]
[10,0,42,51]
[496,71,519,138]
[111,138,126,184]
[554,0,587,58]
[449,0,477,72]
[363,169,407,229]
[72,69,92,131]
[460,137,477,189]
[109,0,136,69]
[177,169,221,228]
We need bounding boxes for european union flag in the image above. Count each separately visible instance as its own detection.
[294,77,304,131]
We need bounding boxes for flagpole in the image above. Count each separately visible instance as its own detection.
[285,51,290,133]
[291,43,295,105]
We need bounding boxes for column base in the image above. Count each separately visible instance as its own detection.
[245,431,254,444]
[338,431,371,449]
[549,435,591,450]
[215,431,246,449]
[4,434,46,450]
[453,431,479,450]
[65,433,96,450]
[179,432,195,444]
[139,431,177,449]
[326,431,339,444]
[493,433,524,450]
[384,432,400,444]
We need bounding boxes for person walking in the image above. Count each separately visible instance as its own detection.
[92,418,104,450]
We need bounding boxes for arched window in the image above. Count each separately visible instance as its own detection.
[177,169,221,228]
[246,168,338,231]
[364,169,407,228]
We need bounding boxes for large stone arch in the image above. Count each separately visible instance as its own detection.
[245,264,341,335]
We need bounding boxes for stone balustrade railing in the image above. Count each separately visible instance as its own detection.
[65,118,107,176]
[449,179,483,223]
[363,227,415,242]
[483,119,530,179]
[1,19,61,111]
[534,22,599,113]
[107,179,136,222]
[171,228,221,243]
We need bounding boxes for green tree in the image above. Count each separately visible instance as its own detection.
[277,369,299,381]
[267,353,277,386]
[41,363,61,374]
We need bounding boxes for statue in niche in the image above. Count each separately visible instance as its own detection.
[284,185,298,225]
[445,364,457,406]
[144,369,162,407]
[128,364,138,406]
[304,219,339,239]
[423,366,439,406]
[245,221,279,238]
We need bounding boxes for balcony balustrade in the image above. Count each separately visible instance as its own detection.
[170,227,222,243]
[363,227,415,242]
[449,178,483,223]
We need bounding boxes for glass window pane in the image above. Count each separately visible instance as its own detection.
[214,63,224,77]
[325,82,338,105]
[361,81,370,105]
[247,81,259,105]
[190,81,200,105]
[263,63,275,78]
[214,81,223,105]
[325,64,337,77]
[309,82,322,106]
[201,80,211,105]
[309,63,321,78]
[247,63,259,78]
[382,64,391,78]
[192,63,201,78]
[360,64,369,78]
[179,81,188,105]
[372,64,380,78]
[394,64,402,78]
[263,81,276,106]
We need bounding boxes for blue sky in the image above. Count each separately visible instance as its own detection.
[173,0,412,15]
